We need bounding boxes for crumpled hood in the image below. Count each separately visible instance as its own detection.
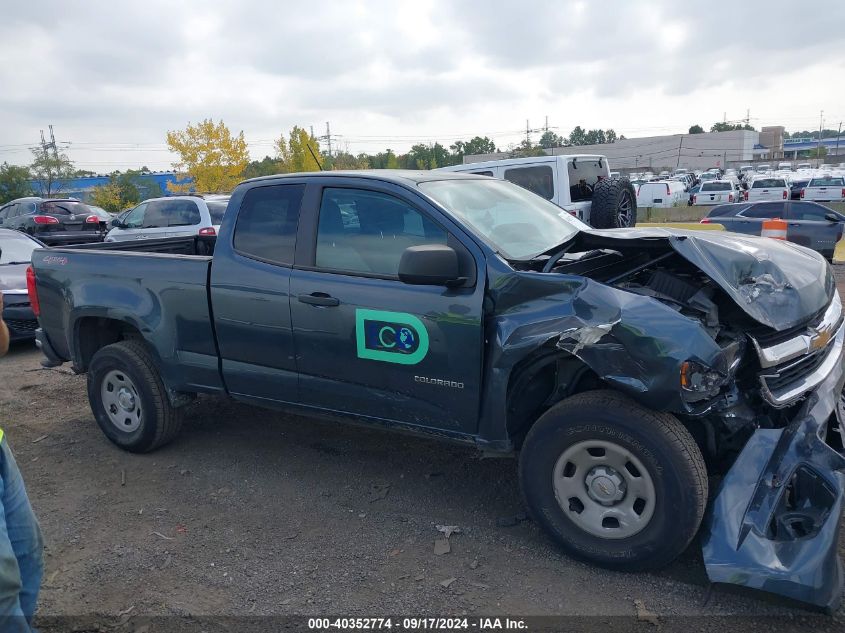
[578,227,834,330]
[0,263,28,294]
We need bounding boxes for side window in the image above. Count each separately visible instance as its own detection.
[9,204,21,218]
[164,200,202,227]
[123,203,147,228]
[503,165,554,200]
[22,202,36,216]
[790,202,834,221]
[143,201,168,228]
[315,188,447,276]
[740,202,787,219]
[233,184,305,265]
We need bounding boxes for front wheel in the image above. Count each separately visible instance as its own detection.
[87,340,183,453]
[519,390,707,571]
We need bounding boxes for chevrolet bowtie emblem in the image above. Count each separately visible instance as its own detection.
[809,327,833,352]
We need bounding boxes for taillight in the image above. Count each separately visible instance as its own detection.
[743,191,749,201]
[692,195,697,204]
[665,184,670,195]
[800,188,805,198]
[728,194,734,202]
[700,218,711,223]
[33,215,59,225]
[198,227,216,236]
[26,266,40,317]
[841,187,845,198]
[782,190,787,199]
[85,215,100,223]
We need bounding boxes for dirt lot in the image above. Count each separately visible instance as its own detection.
[1,270,845,631]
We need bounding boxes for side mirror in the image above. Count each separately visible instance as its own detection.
[110,218,123,228]
[824,212,839,223]
[398,244,461,286]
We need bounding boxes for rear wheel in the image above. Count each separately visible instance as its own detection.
[87,340,183,453]
[519,390,707,571]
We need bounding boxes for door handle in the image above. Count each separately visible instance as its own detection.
[298,292,340,307]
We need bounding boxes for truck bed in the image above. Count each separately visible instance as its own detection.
[32,236,223,394]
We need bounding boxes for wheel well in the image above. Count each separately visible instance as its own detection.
[506,351,601,448]
[74,317,144,372]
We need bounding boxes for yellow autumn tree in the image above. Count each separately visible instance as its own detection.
[90,182,123,212]
[275,126,322,173]
[166,119,249,193]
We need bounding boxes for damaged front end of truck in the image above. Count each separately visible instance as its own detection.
[484,227,845,610]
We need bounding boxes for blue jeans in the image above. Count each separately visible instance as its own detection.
[0,438,43,633]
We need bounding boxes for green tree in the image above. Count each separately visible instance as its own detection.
[605,129,618,143]
[242,155,282,179]
[369,149,400,169]
[710,122,756,133]
[30,146,74,197]
[166,119,250,193]
[568,126,587,146]
[450,136,497,160]
[688,124,705,134]
[89,170,143,212]
[0,163,33,204]
[323,152,369,170]
[276,126,322,173]
[808,146,828,158]
[583,129,607,145]
[538,130,564,149]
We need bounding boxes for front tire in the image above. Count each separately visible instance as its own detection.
[519,390,707,571]
[87,340,183,453]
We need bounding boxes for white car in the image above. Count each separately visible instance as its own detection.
[777,162,792,171]
[636,180,687,208]
[801,176,845,202]
[796,162,814,171]
[756,164,772,172]
[745,177,789,202]
[692,180,738,205]
[106,194,230,242]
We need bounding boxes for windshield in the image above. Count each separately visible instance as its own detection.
[0,232,38,265]
[418,178,586,260]
[752,179,786,188]
[701,182,731,191]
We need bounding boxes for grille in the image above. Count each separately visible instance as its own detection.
[761,349,829,394]
[751,306,827,348]
[6,319,38,333]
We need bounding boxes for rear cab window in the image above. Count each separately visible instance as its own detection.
[751,179,786,189]
[701,182,731,192]
[233,185,305,265]
[808,177,845,187]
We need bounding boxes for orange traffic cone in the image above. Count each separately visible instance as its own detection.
[761,218,788,240]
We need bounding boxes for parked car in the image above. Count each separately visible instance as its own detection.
[777,162,792,171]
[0,229,42,342]
[105,194,230,242]
[756,164,772,173]
[29,170,845,609]
[692,180,738,205]
[790,178,811,200]
[738,165,755,179]
[697,172,718,184]
[438,155,637,228]
[701,200,844,260]
[796,162,814,171]
[636,180,686,208]
[0,197,103,246]
[801,176,845,202]
[745,177,789,202]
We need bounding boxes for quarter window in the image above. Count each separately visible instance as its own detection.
[315,188,446,276]
[233,184,305,265]
[503,165,554,200]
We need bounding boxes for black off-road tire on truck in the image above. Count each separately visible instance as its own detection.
[519,390,707,571]
[87,340,184,453]
[590,178,638,228]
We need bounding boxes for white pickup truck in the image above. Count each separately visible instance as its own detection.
[801,176,845,202]
[692,180,738,205]
[745,177,789,202]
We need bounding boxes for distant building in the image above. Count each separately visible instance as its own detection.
[29,171,193,202]
[783,136,845,159]
[758,126,785,159]
[464,130,761,171]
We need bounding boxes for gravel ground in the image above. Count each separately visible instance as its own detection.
[0,266,843,631]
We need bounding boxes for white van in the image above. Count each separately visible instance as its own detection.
[436,154,636,228]
[636,180,686,208]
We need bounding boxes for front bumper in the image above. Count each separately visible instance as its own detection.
[2,295,37,341]
[702,317,845,611]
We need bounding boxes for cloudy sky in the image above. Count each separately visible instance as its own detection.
[1,0,844,172]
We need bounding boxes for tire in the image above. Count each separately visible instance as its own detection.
[590,178,638,228]
[519,390,707,571]
[87,340,184,453]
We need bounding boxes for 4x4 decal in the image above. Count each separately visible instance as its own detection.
[355,309,429,365]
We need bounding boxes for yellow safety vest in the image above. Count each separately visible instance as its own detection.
[0,428,4,443]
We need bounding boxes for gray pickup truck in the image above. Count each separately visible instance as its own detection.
[28,171,845,609]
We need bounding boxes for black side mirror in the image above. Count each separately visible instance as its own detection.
[110,218,123,228]
[398,244,461,286]
[824,212,839,223]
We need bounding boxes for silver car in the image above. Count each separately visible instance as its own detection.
[105,195,229,242]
